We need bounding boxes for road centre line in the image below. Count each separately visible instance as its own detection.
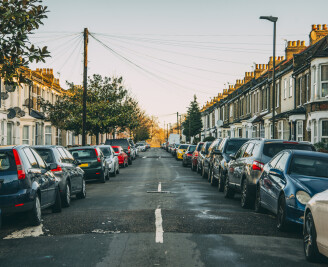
[158,182,161,192]
[155,207,164,243]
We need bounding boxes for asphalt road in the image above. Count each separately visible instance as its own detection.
[0,148,326,267]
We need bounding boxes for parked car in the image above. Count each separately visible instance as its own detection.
[69,146,106,183]
[171,143,180,157]
[202,138,223,182]
[128,139,137,160]
[34,145,86,207]
[182,145,196,167]
[176,144,189,160]
[97,145,119,178]
[226,139,315,208]
[136,143,147,152]
[0,145,62,226]
[197,142,212,174]
[304,189,328,262]
[112,146,128,168]
[191,142,204,171]
[210,137,249,192]
[255,150,328,230]
[105,139,133,165]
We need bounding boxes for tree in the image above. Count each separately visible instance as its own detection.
[182,95,203,142]
[0,0,50,86]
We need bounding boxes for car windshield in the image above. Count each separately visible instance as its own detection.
[289,155,328,178]
[0,150,16,171]
[34,149,54,163]
[99,147,111,157]
[70,149,97,159]
[179,145,189,150]
[197,143,204,151]
[263,143,314,158]
[225,140,248,154]
[188,146,196,152]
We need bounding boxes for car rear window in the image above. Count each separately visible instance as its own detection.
[0,150,17,171]
[225,140,248,155]
[289,155,328,178]
[112,147,120,153]
[106,139,129,147]
[188,146,196,152]
[34,149,54,163]
[263,143,314,158]
[197,143,204,151]
[179,145,189,149]
[70,149,97,159]
[100,147,111,156]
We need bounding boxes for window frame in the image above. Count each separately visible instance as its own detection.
[296,120,303,141]
[320,64,328,98]
[289,77,293,97]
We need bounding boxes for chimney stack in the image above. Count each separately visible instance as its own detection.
[310,24,328,45]
[285,40,306,60]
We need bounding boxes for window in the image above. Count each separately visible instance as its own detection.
[45,126,52,145]
[23,148,38,168]
[306,74,310,102]
[314,120,318,143]
[296,121,303,141]
[321,65,328,98]
[22,126,29,145]
[289,77,293,97]
[278,121,283,140]
[252,125,258,138]
[246,95,249,114]
[7,123,13,145]
[230,105,233,117]
[257,91,260,112]
[31,148,47,169]
[270,153,283,168]
[276,82,280,108]
[313,67,317,100]
[275,152,289,171]
[266,86,269,110]
[56,128,62,146]
[284,79,287,99]
[243,143,254,157]
[249,94,252,114]
[260,124,265,138]
[299,77,302,106]
[322,120,328,143]
[234,143,248,158]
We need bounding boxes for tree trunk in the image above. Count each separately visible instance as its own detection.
[96,133,99,145]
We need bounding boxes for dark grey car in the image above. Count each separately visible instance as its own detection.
[225,139,316,208]
[197,142,212,174]
[202,138,223,182]
[34,146,86,207]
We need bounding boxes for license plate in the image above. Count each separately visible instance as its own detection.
[79,163,89,167]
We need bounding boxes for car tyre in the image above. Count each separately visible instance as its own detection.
[202,165,208,179]
[241,179,251,209]
[76,179,86,199]
[116,166,120,174]
[128,158,132,165]
[224,177,235,199]
[277,194,287,231]
[52,187,62,213]
[210,168,217,186]
[110,168,116,177]
[304,211,321,262]
[29,195,42,226]
[254,184,264,213]
[218,169,224,192]
[62,182,71,208]
[100,171,106,183]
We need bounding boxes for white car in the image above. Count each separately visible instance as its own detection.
[99,145,120,178]
[136,143,146,152]
[304,189,328,262]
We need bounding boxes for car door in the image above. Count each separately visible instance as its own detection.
[63,148,81,193]
[57,147,76,192]
[31,148,56,206]
[230,143,249,187]
[315,196,328,250]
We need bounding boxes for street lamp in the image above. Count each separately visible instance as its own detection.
[260,15,278,139]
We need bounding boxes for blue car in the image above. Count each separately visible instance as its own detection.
[255,150,328,230]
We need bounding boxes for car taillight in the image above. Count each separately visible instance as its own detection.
[187,153,192,156]
[51,165,63,172]
[194,151,199,157]
[13,149,26,180]
[94,149,101,162]
[128,146,131,153]
[252,161,264,171]
[283,141,299,144]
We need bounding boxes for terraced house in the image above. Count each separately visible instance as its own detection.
[200,24,328,144]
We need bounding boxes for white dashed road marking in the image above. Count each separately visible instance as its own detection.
[155,207,164,243]
[158,182,161,192]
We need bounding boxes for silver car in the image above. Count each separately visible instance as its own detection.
[225,139,316,209]
[98,145,120,178]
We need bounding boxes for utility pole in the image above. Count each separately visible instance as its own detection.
[82,28,88,146]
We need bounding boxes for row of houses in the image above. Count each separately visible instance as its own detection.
[0,67,127,147]
[200,24,328,144]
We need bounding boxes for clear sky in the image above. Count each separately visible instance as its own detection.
[29,0,328,126]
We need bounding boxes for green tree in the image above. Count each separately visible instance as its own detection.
[0,0,50,86]
[182,95,203,142]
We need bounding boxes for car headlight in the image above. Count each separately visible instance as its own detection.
[296,191,311,205]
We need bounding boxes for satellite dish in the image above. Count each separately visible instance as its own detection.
[7,108,16,119]
[0,92,9,100]
[5,84,16,92]
[13,107,21,114]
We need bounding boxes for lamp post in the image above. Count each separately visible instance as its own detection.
[260,15,278,139]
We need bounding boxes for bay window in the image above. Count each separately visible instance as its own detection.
[321,65,328,98]
[322,120,328,143]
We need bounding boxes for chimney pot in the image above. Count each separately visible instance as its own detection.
[323,24,327,30]
[301,41,305,46]
[292,41,297,46]
[317,24,321,30]
[288,41,292,47]
[297,40,300,46]
[312,24,317,30]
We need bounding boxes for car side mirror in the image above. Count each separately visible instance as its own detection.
[269,168,283,178]
[229,153,236,160]
[213,150,222,155]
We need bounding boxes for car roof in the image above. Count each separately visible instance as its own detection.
[68,146,97,150]
[290,150,328,157]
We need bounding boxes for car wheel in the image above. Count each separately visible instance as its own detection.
[110,167,116,177]
[218,169,224,192]
[304,211,320,262]
[277,194,287,230]
[77,179,86,199]
[254,184,263,213]
[100,171,106,183]
[29,194,42,226]
[241,179,251,209]
[224,176,235,199]
[210,168,217,186]
[128,158,132,165]
[116,166,120,174]
[52,187,62,213]
[62,182,71,208]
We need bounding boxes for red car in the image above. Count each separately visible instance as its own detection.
[191,142,204,171]
[112,146,128,168]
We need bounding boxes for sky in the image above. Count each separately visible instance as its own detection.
[29,0,328,127]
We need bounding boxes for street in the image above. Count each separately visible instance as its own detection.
[0,148,323,267]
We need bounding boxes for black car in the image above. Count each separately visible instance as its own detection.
[0,145,61,226]
[210,137,249,191]
[197,141,213,174]
[34,145,86,207]
[105,139,133,165]
[202,138,223,182]
[69,146,106,183]
[182,145,196,167]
